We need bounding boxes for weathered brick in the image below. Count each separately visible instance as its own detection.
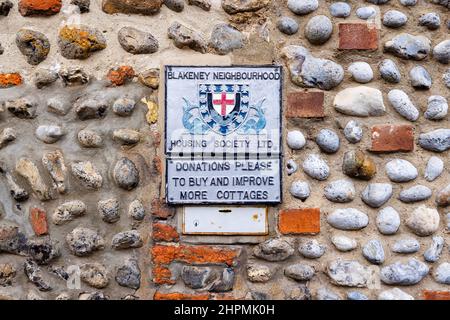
[338,23,378,50]
[19,0,61,16]
[152,155,163,175]
[286,91,324,118]
[152,244,238,266]
[278,208,320,235]
[107,66,135,86]
[154,292,210,300]
[152,222,179,242]
[153,265,175,285]
[423,290,450,300]
[371,125,414,152]
[0,73,22,88]
[29,207,48,236]
[151,198,175,219]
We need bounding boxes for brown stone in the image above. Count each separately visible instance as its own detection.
[339,23,379,50]
[19,0,61,16]
[371,125,414,153]
[342,150,377,180]
[279,209,320,235]
[102,0,163,15]
[286,91,324,118]
[29,207,48,236]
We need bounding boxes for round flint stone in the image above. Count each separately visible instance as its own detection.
[290,180,310,201]
[434,263,450,284]
[409,66,432,89]
[277,17,299,35]
[424,236,444,263]
[327,208,369,230]
[304,15,333,45]
[387,89,419,122]
[356,7,376,20]
[380,259,429,285]
[379,59,401,83]
[433,40,450,64]
[331,235,357,252]
[376,207,400,235]
[302,154,330,181]
[399,185,432,203]
[419,12,440,30]
[324,179,355,203]
[287,130,306,150]
[424,156,444,182]
[348,62,373,84]
[419,129,450,152]
[425,96,448,120]
[385,159,418,182]
[315,129,340,153]
[343,120,363,144]
[348,292,368,300]
[329,2,351,18]
[383,10,408,28]
[298,239,325,259]
[287,0,319,15]
[361,183,393,208]
[392,238,420,254]
[363,239,385,265]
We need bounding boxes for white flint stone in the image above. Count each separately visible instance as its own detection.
[331,235,357,252]
[385,159,418,182]
[387,89,419,122]
[376,207,400,235]
[361,183,393,208]
[287,130,306,150]
[327,208,369,230]
[348,62,373,83]
[333,86,385,117]
[424,156,444,182]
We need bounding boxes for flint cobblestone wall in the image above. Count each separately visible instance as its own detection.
[0,0,449,300]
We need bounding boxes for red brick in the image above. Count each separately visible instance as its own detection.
[423,290,450,300]
[278,208,320,235]
[19,0,61,16]
[154,292,210,300]
[29,207,48,236]
[371,125,414,153]
[286,91,324,118]
[153,155,163,175]
[151,198,175,219]
[153,266,175,285]
[0,73,22,88]
[338,23,378,50]
[107,66,135,86]
[152,222,179,242]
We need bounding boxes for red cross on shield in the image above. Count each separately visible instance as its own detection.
[212,92,235,117]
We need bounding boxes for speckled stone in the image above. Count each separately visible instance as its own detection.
[419,12,440,30]
[409,66,432,89]
[433,40,450,64]
[327,208,369,230]
[316,287,342,300]
[379,59,401,83]
[362,239,385,265]
[331,235,357,252]
[381,259,429,285]
[406,205,440,236]
[287,130,306,150]
[343,120,363,143]
[434,263,450,284]
[315,129,340,153]
[329,2,351,18]
[298,239,326,259]
[284,264,315,281]
[356,6,376,20]
[424,156,444,182]
[289,180,310,201]
[361,183,393,208]
[425,95,448,120]
[444,68,450,88]
[302,154,330,181]
[304,15,333,45]
[348,62,373,83]
[424,236,444,262]
[399,185,432,203]
[419,129,450,152]
[383,10,408,28]
[399,0,417,6]
[387,89,419,121]
[376,207,400,235]
[254,238,295,262]
[287,0,318,15]
[324,179,356,203]
[327,260,371,287]
[392,238,420,254]
[384,33,431,61]
[385,159,418,182]
[277,17,299,35]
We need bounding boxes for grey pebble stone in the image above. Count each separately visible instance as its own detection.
[324,179,356,203]
[112,98,136,116]
[362,239,385,265]
[379,59,401,83]
[434,263,450,284]
[111,230,143,249]
[298,239,326,259]
[399,0,417,6]
[380,259,429,285]
[327,208,369,230]
[287,130,306,150]
[254,238,295,262]
[35,125,64,144]
[376,207,400,235]
[348,62,373,83]
[385,159,418,182]
[302,154,330,181]
[347,292,368,300]
[409,66,432,89]
[344,120,363,143]
[419,12,440,30]
[287,0,319,15]
[356,6,376,20]
[24,259,52,291]
[419,129,450,152]
[378,288,414,300]
[181,266,216,289]
[327,260,371,287]
[331,235,357,252]
[66,227,105,257]
[284,264,315,281]
[384,33,431,61]
[387,89,419,122]
[113,157,140,191]
[277,17,299,35]
[424,236,444,263]
[315,129,340,153]
[316,287,342,300]
[433,40,450,64]
[164,0,184,12]
[116,258,141,289]
[98,198,120,223]
[424,156,444,182]
[128,199,145,221]
[290,180,310,201]
[392,238,420,254]
[210,268,235,292]
[425,95,448,120]
[304,15,333,45]
[286,159,298,176]
[329,2,351,18]
[361,183,393,208]
[210,23,244,55]
[399,185,432,203]
[118,27,159,54]
[383,10,408,28]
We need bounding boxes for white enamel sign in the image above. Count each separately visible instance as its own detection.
[183,206,268,235]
